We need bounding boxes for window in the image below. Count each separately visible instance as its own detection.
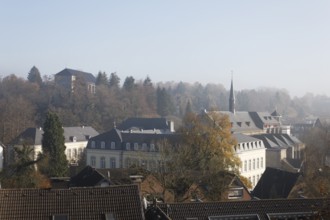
[267,212,315,220]
[70,136,77,142]
[67,149,71,159]
[257,158,259,169]
[253,176,255,186]
[261,157,264,168]
[253,159,255,170]
[100,157,106,168]
[101,141,105,149]
[104,213,116,220]
[134,143,138,151]
[244,160,247,172]
[150,144,155,151]
[91,141,96,148]
[126,143,131,150]
[249,160,251,171]
[111,142,115,149]
[78,148,83,157]
[52,214,68,220]
[142,143,147,151]
[73,149,77,158]
[110,158,116,168]
[257,174,260,182]
[228,187,243,199]
[91,156,96,167]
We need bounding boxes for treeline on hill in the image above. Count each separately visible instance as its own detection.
[1,66,330,144]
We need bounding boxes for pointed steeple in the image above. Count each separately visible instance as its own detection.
[229,73,235,113]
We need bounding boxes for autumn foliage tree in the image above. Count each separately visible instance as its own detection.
[161,112,240,201]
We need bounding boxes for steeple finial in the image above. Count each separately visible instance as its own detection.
[229,71,235,114]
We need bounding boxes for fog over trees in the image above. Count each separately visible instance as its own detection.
[1,67,330,145]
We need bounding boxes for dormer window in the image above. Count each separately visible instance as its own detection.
[245,121,250,126]
[101,141,105,149]
[91,141,96,148]
[150,144,155,151]
[126,143,131,151]
[70,136,77,142]
[237,122,242,127]
[52,214,68,220]
[111,142,115,149]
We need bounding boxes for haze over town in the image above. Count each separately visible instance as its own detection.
[1,1,330,97]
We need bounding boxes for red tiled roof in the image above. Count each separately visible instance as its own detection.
[0,185,144,220]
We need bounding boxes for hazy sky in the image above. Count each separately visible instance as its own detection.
[1,1,329,97]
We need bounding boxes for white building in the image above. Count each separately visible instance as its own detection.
[10,126,99,164]
[233,134,266,189]
[0,142,4,171]
[86,128,179,170]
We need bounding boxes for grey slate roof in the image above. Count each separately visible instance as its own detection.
[12,127,99,145]
[206,111,280,134]
[252,167,301,199]
[147,198,330,220]
[251,133,300,149]
[118,117,172,131]
[87,128,180,150]
[233,133,261,143]
[0,185,144,220]
[55,68,96,83]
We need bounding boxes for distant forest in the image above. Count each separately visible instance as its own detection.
[1,66,330,144]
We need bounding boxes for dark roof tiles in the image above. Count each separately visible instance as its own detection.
[155,198,330,220]
[0,185,144,220]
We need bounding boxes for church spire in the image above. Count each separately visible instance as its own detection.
[229,73,235,113]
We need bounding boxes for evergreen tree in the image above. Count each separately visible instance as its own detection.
[123,76,135,91]
[41,112,68,177]
[27,66,42,85]
[143,76,153,87]
[109,72,120,89]
[184,100,193,115]
[156,87,174,117]
[95,71,109,86]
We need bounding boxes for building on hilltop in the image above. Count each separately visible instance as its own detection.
[54,68,96,93]
[9,126,99,164]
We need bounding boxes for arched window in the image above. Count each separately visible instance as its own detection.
[126,143,131,150]
[101,141,105,149]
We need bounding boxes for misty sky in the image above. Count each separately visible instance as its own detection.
[1,1,330,97]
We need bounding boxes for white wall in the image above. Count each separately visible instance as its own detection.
[236,140,266,189]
